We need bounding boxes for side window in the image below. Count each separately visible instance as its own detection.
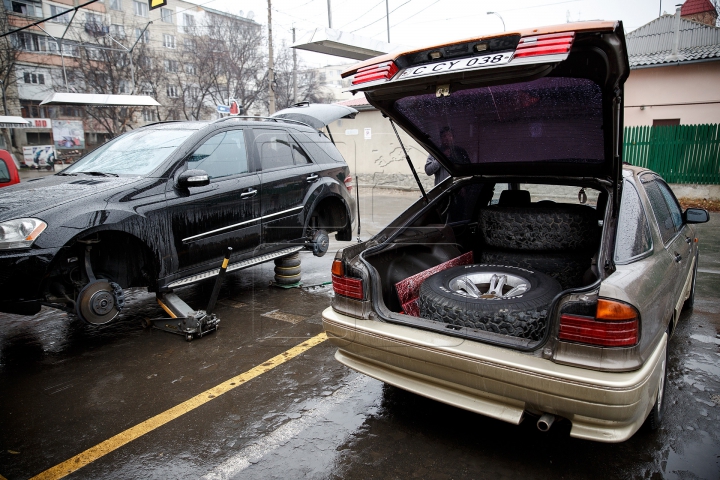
[291,141,312,165]
[656,180,683,230]
[188,130,248,179]
[295,131,346,164]
[255,130,295,170]
[0,160,10,183]
[641,176,676,244]
[615,181,652,263]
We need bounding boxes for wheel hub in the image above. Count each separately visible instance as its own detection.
[76,280,121,325]
[449,272,529,299]
[90,290,115,315]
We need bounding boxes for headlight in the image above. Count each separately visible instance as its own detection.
[0,218,47,250]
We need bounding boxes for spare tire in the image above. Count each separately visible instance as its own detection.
[478,205,599,252]
[417,264,562,340]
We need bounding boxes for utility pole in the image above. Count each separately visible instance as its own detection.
[292,27,298,105]
[267,0,275,114]
[386,0,390,42]
[327,0,332,28]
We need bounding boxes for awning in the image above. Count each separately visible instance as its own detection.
[291,27,400,61]
[40,93,161,107]
[271,102,358,129]
[0,116,31,128]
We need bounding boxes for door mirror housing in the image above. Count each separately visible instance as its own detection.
[178,169,210,188]
[683,207,709,224]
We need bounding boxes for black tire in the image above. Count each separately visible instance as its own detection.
[478,205,599,252]
[417,264,562,340]
[274,273,301,285]
[683,251,698,311]
[274,265,301,276]
[480,250,589,290]
[647,338,668,430]
[275,253,301,268]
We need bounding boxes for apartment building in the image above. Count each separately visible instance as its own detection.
[3,0,259,157]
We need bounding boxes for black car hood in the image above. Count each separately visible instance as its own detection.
[347,22,630,186]
[0,175,144,221]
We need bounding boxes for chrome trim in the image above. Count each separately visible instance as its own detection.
[262,205,304,220]
[167,246,304,288]
[182,218,260,243]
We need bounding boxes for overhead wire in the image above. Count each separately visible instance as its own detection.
[336,0,386,30]
[350,0,414,33]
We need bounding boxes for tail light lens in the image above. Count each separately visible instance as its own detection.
[331,259,364,299]
[351,61,399,85]
[344,175,353,192]
[559,299,639,347]
[514,32,575,59]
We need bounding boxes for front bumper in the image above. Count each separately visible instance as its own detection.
[0,247,56,308]
[322,307,665,443]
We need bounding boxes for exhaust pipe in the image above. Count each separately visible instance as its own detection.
[537,413,555,432]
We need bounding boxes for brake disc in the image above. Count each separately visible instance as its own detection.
[76,280,121,325]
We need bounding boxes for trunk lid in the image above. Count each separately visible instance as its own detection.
[342,21,629,189]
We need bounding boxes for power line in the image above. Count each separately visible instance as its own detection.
[337,0,386,30]
[350,0,413,33]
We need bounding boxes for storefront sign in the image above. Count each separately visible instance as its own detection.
[22,145,56,168]
[23,118,52,129]
[52,120,85,149]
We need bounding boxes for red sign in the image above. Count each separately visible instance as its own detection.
[23,118,52,129]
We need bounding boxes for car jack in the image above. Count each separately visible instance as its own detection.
[149,248,231,342]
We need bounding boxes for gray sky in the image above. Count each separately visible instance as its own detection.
[186,0,681,67]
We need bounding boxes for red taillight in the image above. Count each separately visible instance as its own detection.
[514,32,575,58]
[344,175,353,192]
[332,274,364,299]
[351,61,399,85]
[559,299,639,347]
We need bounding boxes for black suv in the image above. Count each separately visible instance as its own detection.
[0,112,356,324]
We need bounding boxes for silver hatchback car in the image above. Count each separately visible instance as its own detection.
[322,20,710,443]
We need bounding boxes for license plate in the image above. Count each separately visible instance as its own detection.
[396,51,514,80]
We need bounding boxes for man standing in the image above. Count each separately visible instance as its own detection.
[425,126,469,186]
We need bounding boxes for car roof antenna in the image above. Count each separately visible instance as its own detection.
[387,117,428,204]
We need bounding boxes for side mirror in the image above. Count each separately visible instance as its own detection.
[177,169,210,188]
[683,207,709,224]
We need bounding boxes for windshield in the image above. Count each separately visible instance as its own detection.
[392,77,605,168]
[64,129,196,176]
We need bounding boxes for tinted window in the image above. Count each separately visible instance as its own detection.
[0,160,9,183]
[256,130,295,170]
[291,142,311,165]
[642,177,676,244]
[188,130,248,179]
[656,180,683,230]
[392,77,604,168]
[615,182,652,263]
[296,131,346,164]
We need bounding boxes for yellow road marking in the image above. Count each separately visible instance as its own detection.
[1,473,8,480]
[30,332,328,480]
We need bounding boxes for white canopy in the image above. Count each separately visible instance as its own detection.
[291,27,401,61]
[40,93,161,107]
[0,116,31,128]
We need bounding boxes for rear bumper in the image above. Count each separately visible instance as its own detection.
[322,307,665,443]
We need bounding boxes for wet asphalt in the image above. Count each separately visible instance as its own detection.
[0,192,719,480]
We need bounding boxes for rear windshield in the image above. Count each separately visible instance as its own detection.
[392,77,604,167]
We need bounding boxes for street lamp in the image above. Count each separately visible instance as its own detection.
[487,11,505,31]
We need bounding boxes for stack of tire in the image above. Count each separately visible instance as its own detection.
[274,253,301,285]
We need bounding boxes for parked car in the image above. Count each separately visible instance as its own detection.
[0,149,20,188]
[0,110,356,325]
[322,21,710,443]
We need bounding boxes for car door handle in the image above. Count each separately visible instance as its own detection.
[240,188,257,198]
[685,236,692,244]
[306,174,319,183]
[674,252,682,263]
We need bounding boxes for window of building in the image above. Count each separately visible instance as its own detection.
[142,109,156,122]
[110,24,125,37]
[164,59,179,73]
[23,72,45,84]
[11,1,41,17]
[183,37,196,50]
[163,34,176,49]
[49,5,72,24]
[85,12,103,25]
[183,13,195,28]
[184,63,196,75]
[133,0,148,17]
[166,85,178,98]
[110,0,122,10]
[652,119,680,127]
[135,28,149,44]
[160,8,173,23]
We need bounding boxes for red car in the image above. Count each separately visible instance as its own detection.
[0,150,20,188]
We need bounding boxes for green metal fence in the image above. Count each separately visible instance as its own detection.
[623,124,720,184]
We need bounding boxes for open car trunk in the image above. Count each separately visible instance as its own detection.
[355,179,613,350]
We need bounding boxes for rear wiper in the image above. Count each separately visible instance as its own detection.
[78,171,119,177]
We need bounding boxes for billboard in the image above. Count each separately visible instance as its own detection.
[22,145,56,168]
[52,120,85,149]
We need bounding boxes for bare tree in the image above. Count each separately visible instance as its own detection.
[0,8,20,151]
[271,41,335,110]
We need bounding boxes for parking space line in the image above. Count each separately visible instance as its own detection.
[29,332,328,480]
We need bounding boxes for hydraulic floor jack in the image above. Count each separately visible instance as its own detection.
[149,248,232,341]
